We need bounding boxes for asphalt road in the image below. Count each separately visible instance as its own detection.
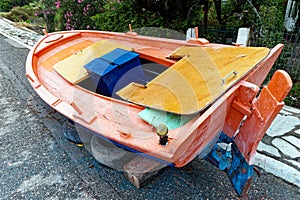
[0,33,299,199]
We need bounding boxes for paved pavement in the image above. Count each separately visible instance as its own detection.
[0,17,300,199]
[255,106,300,188]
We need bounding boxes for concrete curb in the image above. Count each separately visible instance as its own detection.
[0,28,32,50]
[0,16,41,49]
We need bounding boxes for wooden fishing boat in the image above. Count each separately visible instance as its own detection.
[26,29,292,195]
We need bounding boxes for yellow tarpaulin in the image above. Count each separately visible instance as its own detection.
[117,46,270,115]
[53,40,132,84]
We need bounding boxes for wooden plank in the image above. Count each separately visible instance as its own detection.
[40,40,93,71]
[117,46,270,115]
[123,156,166,188]
[53,40,132,84]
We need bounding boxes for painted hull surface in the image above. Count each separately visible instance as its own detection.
[26,30,284,167]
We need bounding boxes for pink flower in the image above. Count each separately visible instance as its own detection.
[83,6,87,12]
[55,1,61,9]
[65,11,73,17]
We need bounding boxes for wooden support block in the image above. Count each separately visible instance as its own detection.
[123,156,166,188]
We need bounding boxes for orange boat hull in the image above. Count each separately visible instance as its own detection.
[26,30,288,168]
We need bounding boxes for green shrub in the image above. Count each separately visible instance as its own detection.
[59,0,102,30]
[21,4,36,16]
[92,0,163,32]
[34,0,102,32]
[0,0,13,12]
[6,6,30,22]
[0,0,33,12]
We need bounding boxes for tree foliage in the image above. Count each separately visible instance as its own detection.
[92,0,164,32]
[96,0,287,34]
[20,0,291,36]
[2,0,299,106]
[2,0,295,34]
[0,0,34,12]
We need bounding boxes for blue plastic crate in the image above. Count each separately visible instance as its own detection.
[84,48,145,97]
